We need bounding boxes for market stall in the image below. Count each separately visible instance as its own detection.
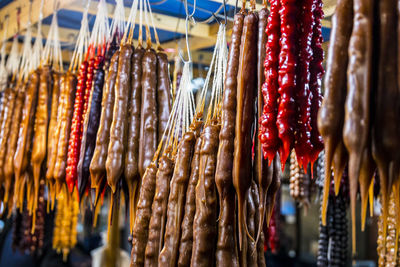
[0,0,394,266]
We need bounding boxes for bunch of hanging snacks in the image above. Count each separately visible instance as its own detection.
[319,0,400,254]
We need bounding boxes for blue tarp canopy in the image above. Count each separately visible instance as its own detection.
[0,0,331,53]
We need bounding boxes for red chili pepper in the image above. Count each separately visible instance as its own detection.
[294,0,314,170]
[259,0,281,164]
[309,0,325,166]
[276,0,298,168]
[66,60,88,193]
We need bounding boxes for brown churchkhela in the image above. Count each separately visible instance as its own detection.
[138,50,158,177]
[359,138,375,230]
[131,163,158,267]
[342,0,374,252]
[214,12,243,267]
[106,44,133,193]
[0,92,5,137]
[3,82,25,202]
[245,183,258,267]
[31,66,52,221]
[191,124,220,267]
[158,128,197,267]
[54,73,77,189]
[156,50,172,142]
[178,135,202,267]
[233,11,258,249]
[373,0,400,251]
[252,182,266,267]
[318,0,353,225]
[144,156,174,267]
[255,6,272,244]
[125,47,145,229]
[90,51,119,194]
[14,71,39,203]
[266,154,281,225]
[46,72,61,182]
[0,86,16,187]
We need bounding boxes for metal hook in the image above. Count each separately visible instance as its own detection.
[212,13,221,25]
[223,0,227,25]
[180,0,197,64]
[234,0,239,14]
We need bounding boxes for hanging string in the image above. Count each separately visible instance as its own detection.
[241,0,247,12]
[152,61,195,160]
[204,24,227,124]
[263,0,267,7]
[19,16,32,81]
[109,0,126,45]
[250,0,256,10]
[179,0,197,64]
[42,7,63,72]
[139,0,143,46]
[0,16,9,92]
[6,36,20,80]
[31,0,45,71]
[89,0,109,57]
[145,0,161,50]
[124,0,138,44]
[143,0,152,48]
[69,0,91,72]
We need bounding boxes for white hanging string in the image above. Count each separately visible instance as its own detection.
[199,23,227,123]
[139,0,143,44]
[31,0,45,71]
[109,0,126,42]
[0,16,9,92]
[154,61,195,159]
[42,9,63,72]
[6,36,21,79]
[123,0,138,44]
[20,19,33,80]
[69,0,91,72]
[89,0,109,56]
[145,0,160,49]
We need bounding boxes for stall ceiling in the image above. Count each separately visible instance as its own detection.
[0,0,335,63]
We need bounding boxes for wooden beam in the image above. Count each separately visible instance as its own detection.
[0,0,77,43]
[64,1,212,39]
[208,0,263,11]
[27,24,79,45]
[161,36,217,53]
